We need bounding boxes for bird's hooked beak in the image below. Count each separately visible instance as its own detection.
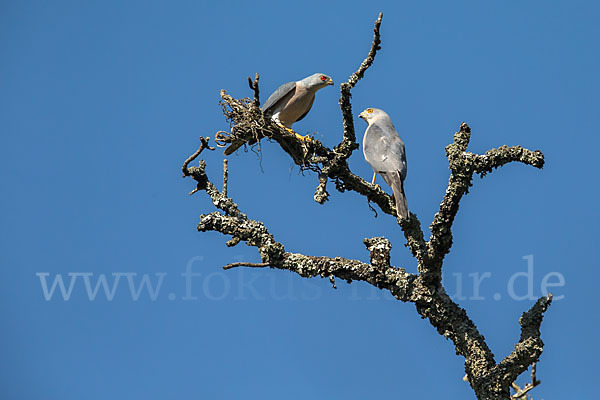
[358,110,367,121]
[326,77,334,86]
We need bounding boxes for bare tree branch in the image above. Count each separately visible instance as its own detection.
[338,12,383,148]
[222,159,228,197]
[223,261,269,270]
[347,12,383,88]
[182,136,214,177]
[499,294,553,383]
[425,123,545,284]
[184,140,548,400]
[184,132,550,400]
[190,160,415,299]
[183,13,553,400]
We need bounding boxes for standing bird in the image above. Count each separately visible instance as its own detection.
[224,73,333,155]
[263,72,334,132]
[359,108,409,219]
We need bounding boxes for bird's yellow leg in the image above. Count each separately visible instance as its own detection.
[287,127,312,142]
[294,132,312,141]
[277,123,312,142]
[371,172,380,189]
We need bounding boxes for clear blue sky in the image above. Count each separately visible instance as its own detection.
[1,1,598,399]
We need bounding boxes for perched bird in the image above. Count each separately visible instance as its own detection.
[224,73,333,155]
[262,72,333,130]
[359,108,409,219]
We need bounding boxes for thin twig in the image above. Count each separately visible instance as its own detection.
[247,73,260,106]
[348,12,383,88]
[222,159,228,196]
[531,363,540,386]
[223,262,270,270]
[511,362,541,399]
[338,12,383,149]
[329,275,337,289]
[182,136,215,176]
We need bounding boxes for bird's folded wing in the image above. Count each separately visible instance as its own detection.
[261,81,297,114]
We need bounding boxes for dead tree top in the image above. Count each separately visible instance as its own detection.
[182,13,551,400]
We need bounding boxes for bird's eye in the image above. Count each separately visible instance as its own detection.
[320,75,327,81]
[367,108,373,113]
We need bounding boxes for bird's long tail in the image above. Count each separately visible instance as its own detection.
[381,171,409,219]
[224,140,245,156]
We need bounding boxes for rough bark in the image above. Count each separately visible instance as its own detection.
[183,13,551,400]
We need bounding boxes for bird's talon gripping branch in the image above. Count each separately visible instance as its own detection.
[369,173,381,190]
[294,132,312,142]
[278,124,312,142]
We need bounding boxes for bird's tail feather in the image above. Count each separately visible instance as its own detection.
[224,141,244,156]
[381,171,409,219]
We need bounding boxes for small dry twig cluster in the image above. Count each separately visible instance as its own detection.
[511,362,542,399]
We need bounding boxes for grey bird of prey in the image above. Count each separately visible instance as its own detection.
[224,73,333,155]
[262,72,333,129]
[359,108,409,219]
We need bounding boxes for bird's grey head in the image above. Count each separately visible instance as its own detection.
[301,73,334,90]
[358,107,391,124]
